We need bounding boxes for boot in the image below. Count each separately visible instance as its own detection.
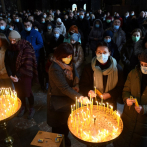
[28,107,35,119]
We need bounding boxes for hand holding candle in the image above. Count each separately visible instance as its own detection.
[88,90,96,98]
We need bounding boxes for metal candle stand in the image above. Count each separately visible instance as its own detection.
[0,98,21,147]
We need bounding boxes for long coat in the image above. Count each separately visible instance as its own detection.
[47,62,82,127]
[114,66,147,147]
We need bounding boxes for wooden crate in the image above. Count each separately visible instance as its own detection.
[30,131,65,147]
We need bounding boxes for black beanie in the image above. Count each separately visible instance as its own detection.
[103,30,113,38]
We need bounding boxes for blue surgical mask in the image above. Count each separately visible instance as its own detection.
[15,19,19,22]
[95,24,100,28]
[9,27,13,31]
[35,28,38,31]
[47,26,52,30]
[54,33,60,38]
[80,15,84,19]
[141,66,147,74]
[77,13,79,15]
[25,27,31,31]
[113,25,119,30]
[96,54,109,64]
[0,26,5,30]
[42,21,45,23]
[104,38,111,43]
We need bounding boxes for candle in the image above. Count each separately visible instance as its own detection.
[92,98,93,108]
[76,97,77,112]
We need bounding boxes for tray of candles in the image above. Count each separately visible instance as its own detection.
[0,88,22,123]
[68,98,123,146]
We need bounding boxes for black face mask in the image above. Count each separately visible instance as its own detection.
[69,32,74,35]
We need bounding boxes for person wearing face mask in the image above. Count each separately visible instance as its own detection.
[5,30,38,119]
[8,22,19,34]
[56,18,66,36]
[13,15,24,33]
[104,14,113,30]
[89,14,95,29]
[121,29,142,80]
[64,25,81,44]
[85,12,90,21]
[114,49,147,147]
[67,12,76,31]
[80,42,124,111]
[140,19,147,39]
[138,11,146,28]
[76,11,90,56]
[40,17,47,32]
[43,13,47,18]
[0,19,10,38]
[43,23,53,57]
[49,28,64,53]
[103,30,120,62]
[48,42,90,147]
[62,15,69,29]
[89,19,104,57]
[70,33,84,76]
[106,19,126,53]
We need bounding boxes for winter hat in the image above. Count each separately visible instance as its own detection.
[138,49,147,63]
[8,30,21,39]
[70,33,79,42]
[103,30,113,38]
[57,18,62,23]
[53,28,61,34]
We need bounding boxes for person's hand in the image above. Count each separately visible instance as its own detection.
[135,105,142,114]
[72,86,79,92]
[78,96,91,105]
[126,98,135,106]
[10,75,18,82]
[88,90,96,98]
[102,93,111,100]
[94,38,99,41]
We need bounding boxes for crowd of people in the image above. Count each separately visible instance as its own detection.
[0,8,147,147]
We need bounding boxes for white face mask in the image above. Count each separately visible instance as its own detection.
[141,66,147,74]
[96,54,109,64]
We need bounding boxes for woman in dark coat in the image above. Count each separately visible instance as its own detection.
[114,49,147,147]
[5,30,38,119]
[49,28,64,54]
[47,43,90,147]
[89,19,104,57]
[79,42,124,110]
[121,29,142,80]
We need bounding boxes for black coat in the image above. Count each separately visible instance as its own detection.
[121,39,139,79]
[49,35,64,53]
[79,57,124,109]
[67,17,77,30]
[13,21,24,33]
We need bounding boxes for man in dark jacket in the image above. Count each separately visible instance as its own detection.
[76,11,90,56]
[106,19,126,53]
[67,12,77,30]
[0,19,10,38]
[13,15,24,33]
[21,19,43,62]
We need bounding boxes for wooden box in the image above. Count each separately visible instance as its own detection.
[30,131,65,147]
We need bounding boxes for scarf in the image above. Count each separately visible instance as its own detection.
[15,40,38,81]
[54,59,73,81]
[91,56,118,93]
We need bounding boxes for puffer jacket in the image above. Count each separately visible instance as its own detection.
[56,22,66,36]
[72,43,84,76]
[114,66,147,147]
[106,26,126,52]
[89,19,104,51]
[0,47,9,79]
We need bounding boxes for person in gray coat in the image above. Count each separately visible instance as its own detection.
[106,18,126,53]
[47,42,90,147]
[89,19,104,57]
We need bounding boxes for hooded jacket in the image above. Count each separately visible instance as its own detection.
[89,19,104,51]
[56,22,66,37]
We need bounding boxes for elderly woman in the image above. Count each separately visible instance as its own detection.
[56,18,66,36]
[0,33,14,89]
[114,49,147,147]
[80,42,124,110]
[47,42,89,147]
[89,19,104,57]
[121,29,142,79]
[5,30,38,119]
[70,33,84,76]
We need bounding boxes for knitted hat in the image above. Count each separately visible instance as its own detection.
[103,30,113,38]
[57,18,62,23]
[138,49,147,63]
[70,33,79,42]
[53,28,61,34]
[8,30,21,39]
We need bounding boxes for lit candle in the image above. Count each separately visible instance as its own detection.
[76,97,77,112]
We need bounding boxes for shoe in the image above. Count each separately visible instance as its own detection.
[28,108,35,119]
[17,106,26,117]
[65,137,71,147]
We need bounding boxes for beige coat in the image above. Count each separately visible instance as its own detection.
[73,43,84,76]
[0,47,9,79]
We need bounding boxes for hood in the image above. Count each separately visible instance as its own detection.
[134,40,145,56]
[93,19,103,30]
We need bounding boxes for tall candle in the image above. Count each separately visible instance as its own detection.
[76,97,77,112]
